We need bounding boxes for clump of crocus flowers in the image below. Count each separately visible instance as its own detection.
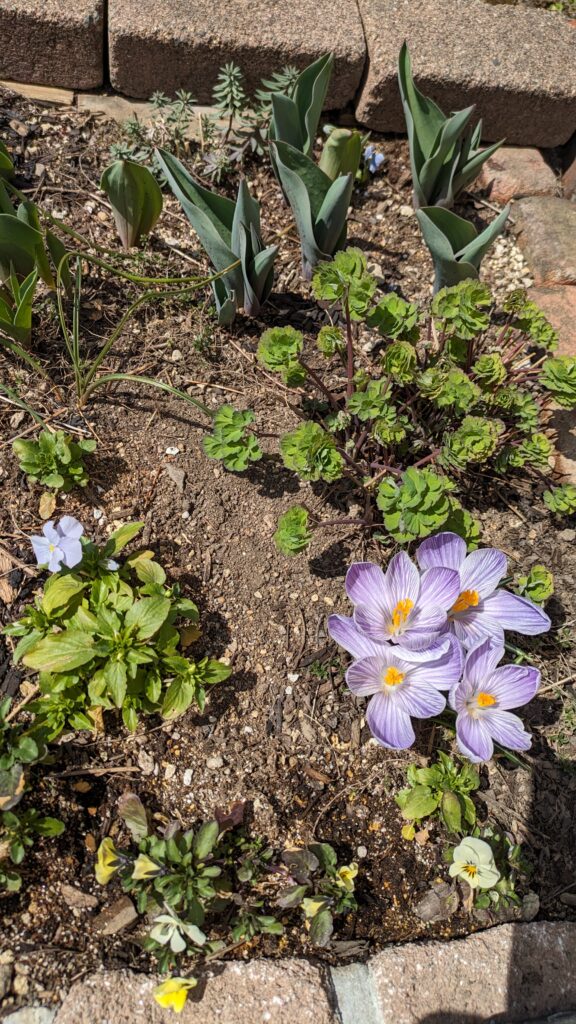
[328,532,551,763]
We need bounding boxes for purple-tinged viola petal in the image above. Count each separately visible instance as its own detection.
[394,678,446,719]
[486,665,540,709]
[345,563,388,608]
[416,532,466,572]
[346,656,388,697]
[481,589,551,636]
[42,521,60,545]
[366,693,415,749]
[328,614,387,660]
[57,516,84,541]
[459,548,507,598]
[461,637,504,690]
[385,551,420,609]
[408,635,464,691]
[455,713,494,763]
[418,567,460,612]
[30,535,51,565]
[485,710,532,751]
[59,537,83,568]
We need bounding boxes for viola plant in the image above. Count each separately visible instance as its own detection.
[13,429,97,493]
[446,827,529,912]
[4,520,231,737]
[0,696,63,892]
[95,794,357,998]
[202,250,574,556]
[328,535,550,760]
[395,751,480,837]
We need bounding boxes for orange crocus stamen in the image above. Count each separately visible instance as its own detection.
[477,692,497,708]
[390,598,414,633]
[383,666,405,688]
[451,589,480,614]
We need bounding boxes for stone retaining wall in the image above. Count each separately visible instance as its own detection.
[0,0,575,147]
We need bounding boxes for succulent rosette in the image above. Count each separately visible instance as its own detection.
[345,550,460,651]
[328,614,463,749]
[450,637,540,763]
[416,532,551,649]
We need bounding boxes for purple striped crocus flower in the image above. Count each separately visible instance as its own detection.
[416,532,551,650]
[450,637,540,763]
[345,551,460,652]
[328,614,463,749]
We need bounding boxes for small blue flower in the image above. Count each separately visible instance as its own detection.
[364,145,385,175]
[30,515,84,573]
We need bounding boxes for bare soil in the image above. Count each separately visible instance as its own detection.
[1,89,575,1014]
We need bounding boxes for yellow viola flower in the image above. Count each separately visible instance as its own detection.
[132,853,162,881]
[301,897,327,919]
[336,862,358,892]
[153,977,197,1014]
[95,837,121,885]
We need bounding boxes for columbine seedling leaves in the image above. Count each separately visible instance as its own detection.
[203,405,262,471]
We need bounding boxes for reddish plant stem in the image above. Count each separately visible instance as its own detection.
[344,294,354,399]
[298,358,339,409]
[413,447,442,469]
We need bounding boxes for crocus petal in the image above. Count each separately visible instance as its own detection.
[459,548,507,598]
[455,711,494,763]
[57,515,84,541]
[346,656,388,697]
[366,693,415,749]
[394,676,446,718]
[399,605,447,650]
[385,551,420,608]
[486,709,532,752]
[452,612,505,650]
[58,537,83,568]
[384,636,451,663]
[481,589,551,636]
[487,664,540,709]
[416,532,466,572]
[328,614,388,660]
[354,603,394,643]
[463,637,504,689]
[345,562,388,608]
[418,567,461,611]
[30,535,51,565]
[407,636,464,691]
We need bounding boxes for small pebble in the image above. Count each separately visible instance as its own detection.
[165,446,180,456]
[171,349,183,361]
[357,845,368,859]
[183,769,193,786]
[399,204,414,217]
[207,755,224,770]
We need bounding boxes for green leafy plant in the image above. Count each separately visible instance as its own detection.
[319,127,363,182]
[514,564,554,605]
[1,808,64,892]
[541,356,576,408]
[156,150,277,322]
[0,268,38,347]
[13,428,96,491]
[543,483,576,516]
[396,752,480,836]
[95,795,356,974]
[269,53,333,162]
[0,140,14,180]
[0,697,47,813]
[398,42,503,209]
[4,523,231,737]
[201,253,563,555]
[273,507,312,555]
[203,405,262,471]
[416,204,510,292]
[109,90,198,178]
[100,159,163,249]
[271,140,353,279]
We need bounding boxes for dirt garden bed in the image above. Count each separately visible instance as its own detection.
[1,89,576,1015]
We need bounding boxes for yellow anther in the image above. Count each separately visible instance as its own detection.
[383,666,405,687]
[390,598,414,633]
[451,589,480,614]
